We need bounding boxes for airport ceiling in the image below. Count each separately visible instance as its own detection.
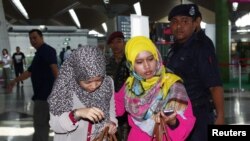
[3,0,250,33]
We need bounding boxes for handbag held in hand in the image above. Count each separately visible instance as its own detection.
[92,126,117,141]
[152,118,171,141]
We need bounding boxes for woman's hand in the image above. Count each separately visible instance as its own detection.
[106,121,117,134]
[153,111,177,126]
[215,114,224,125]
[160,111,177,126]
[75,107,104,122]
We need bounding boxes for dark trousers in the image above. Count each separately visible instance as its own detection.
[186,102,215,141]
[2,67,11,87]
[116,113,130,141]
[32,100,50,141]
[14,65,24,83]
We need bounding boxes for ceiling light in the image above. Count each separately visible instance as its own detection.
[89,30,105,37]
[69,9,81,28]
[11,0,29,19]
[102,22,107,33]
[103,0,109,4]
[240,38,248,42]
[39,25,46,30]
[133,2,142,16]
[236,29,250,33]
[232,2,238,11]
[235,12,250,27]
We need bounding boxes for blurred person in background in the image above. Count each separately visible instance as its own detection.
[12,46,26,85]
[0,48,12,89]
[64,46,72,61]
[59,48,65,66]
[106,31,130,141]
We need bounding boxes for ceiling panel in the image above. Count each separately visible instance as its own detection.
[2,0,250,33]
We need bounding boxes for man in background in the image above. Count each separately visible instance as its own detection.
[63,45,72,61]
[59,48,65,66]
[12,46,26,85]
[8,29,59,141]
[106,31,130,141]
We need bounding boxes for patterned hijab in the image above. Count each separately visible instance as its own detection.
[48,46,113,129]
[124,36,188,123]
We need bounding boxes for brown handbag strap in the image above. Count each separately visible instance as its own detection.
[92,127,108,141]
[92,126,118,141]
[152,118,169,141]
[152,122,160,141]
[110,134,117,141]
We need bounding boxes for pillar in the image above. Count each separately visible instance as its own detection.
[0,0,10,52]
[215,0,230,83]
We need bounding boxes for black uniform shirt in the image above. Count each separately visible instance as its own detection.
[166,32,222,101]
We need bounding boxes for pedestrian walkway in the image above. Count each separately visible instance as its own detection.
[0,79,53,141]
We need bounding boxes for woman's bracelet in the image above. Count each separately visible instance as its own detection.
[69,109,81,125]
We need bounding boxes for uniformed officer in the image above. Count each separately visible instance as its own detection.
[106,31,130,141]
[165,4,224,141]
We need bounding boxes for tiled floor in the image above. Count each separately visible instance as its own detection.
[224,89,250,125]
[0,79,250,141]
[0,80,53,141]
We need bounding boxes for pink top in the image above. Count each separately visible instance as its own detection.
[115,85,196,141]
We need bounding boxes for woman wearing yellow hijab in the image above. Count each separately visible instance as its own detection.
[115,36,195,141]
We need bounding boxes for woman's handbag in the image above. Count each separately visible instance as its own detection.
[152,118,170,141]
[92,126,117,141]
